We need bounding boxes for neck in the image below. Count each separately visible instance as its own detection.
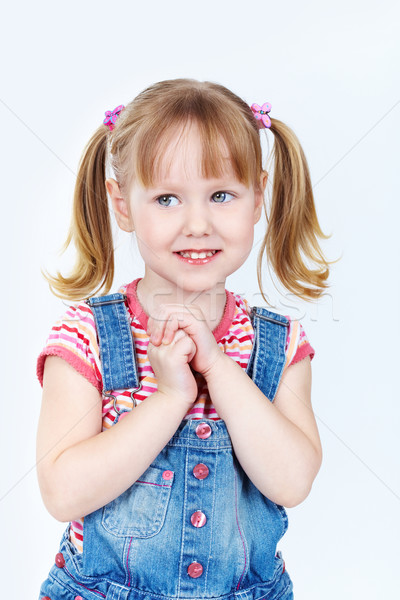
[136,276,227,332]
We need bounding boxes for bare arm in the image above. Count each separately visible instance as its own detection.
[204,353,322,508]
[36,353,193,523]
[145,301,322,508]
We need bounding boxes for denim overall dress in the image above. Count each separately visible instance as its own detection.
[39,294,294,600]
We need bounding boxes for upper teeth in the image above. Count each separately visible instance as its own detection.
[179,250,217,259]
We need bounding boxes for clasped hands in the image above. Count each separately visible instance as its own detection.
[146,304,224,406]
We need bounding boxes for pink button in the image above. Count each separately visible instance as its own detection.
[42,597,51,600]
[190,510,207,528]
[195,423,212,439]
[193,463,209,480]
[187,561,203,578]
[55,552,65,568]
[162,470,173,481]
[75,596,84,600]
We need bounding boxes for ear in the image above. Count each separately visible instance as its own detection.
[106,178,134,232]
[254,171,268,224]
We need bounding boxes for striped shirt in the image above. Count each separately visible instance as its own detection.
[37,278,315,552]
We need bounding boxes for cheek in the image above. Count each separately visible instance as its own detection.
[226,209,255,243]
[135,220,152,242]
[134,213,173,256]
[133,215,156,249]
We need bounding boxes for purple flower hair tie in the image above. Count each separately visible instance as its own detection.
[251,103,272,129]
[103,104,125,131]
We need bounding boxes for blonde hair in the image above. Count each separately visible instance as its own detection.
[42,78,336,302]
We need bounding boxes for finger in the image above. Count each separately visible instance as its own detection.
[148,312,170,345]
[147,310,171,337]
[171,329,197,362]
[149,305,204,345]
[171,328,186,345]
[162,314,181,345]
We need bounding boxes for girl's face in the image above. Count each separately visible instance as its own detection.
[108,123,266,298]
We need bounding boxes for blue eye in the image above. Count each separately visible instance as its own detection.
[211,191,234,203]
[156,195,179,207]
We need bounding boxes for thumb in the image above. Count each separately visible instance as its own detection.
[172,329,197,362]
[171,329,186,344]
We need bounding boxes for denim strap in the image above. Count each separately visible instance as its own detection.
[246,307,289,402]
[85,293,288,402]
[85,293,140,392]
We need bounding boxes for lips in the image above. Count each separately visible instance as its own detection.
[174,249,221,265]
[176,250,219,259]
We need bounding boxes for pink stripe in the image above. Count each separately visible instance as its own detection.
[48,332,88,353]
[187,409,218,418]
[188,407,208,413]
[140,384,158,393]
[64,304,95,321]
[135,340,150,348]
[225,351,241,358]
[64,308,79,320]
[71,520,83,531]
[139,366,156,373]
[185,415,220,421]
[231,327,245,336]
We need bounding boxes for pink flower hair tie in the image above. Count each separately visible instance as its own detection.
[103,105,125,131]
[251,103,272,129]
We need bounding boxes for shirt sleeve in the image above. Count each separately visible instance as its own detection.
[36,301,103,392]
[284,316,315,368]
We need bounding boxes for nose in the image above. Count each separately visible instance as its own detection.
[182,202,213,237]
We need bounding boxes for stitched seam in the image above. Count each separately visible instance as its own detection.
[116,302,130,387]
[234,466,247,590]
[136,480,172,488]
[63,564,106,597]
[123,300,140,387]
[96,305,111,393]
[120,300,139,388]
[126,537,133,587]
[267,320,283,401]
[254,578,292,600]
[245,308,257,375]
[204,448,218,595]
[177,448,189,598]
[252,316,261,384]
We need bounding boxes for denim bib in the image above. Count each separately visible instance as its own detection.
[39,294,294,600]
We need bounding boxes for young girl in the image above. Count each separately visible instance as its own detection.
[36,78,330,600]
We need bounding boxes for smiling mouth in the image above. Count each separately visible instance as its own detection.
[176,250,220,259]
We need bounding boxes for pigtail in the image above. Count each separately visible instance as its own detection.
[41,126,114,301]
[258,118,334,302]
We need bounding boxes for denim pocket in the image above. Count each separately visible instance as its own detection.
[101,465,174,538]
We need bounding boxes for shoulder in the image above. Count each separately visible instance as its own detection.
[232,294,316,369]
[36,299,102,392]
[283,315,315,369]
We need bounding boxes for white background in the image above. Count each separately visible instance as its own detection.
[1,1,399,598]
